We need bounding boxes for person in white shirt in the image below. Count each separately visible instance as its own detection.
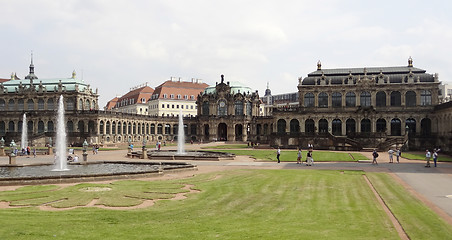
[425,150,431,167]
[276,148,281,163]
[388,149,394,163]
[395,149,401,163]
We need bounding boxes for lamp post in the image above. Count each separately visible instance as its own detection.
[9,140,17,164]
[141,138,147,159]
[82,139,88,163]
[128,138,132,154]
[0,137,5,156]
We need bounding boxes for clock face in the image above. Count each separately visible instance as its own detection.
[219,101,225,107]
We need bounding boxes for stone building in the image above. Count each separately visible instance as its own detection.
[269,58,446,150]
[197,75,261,142]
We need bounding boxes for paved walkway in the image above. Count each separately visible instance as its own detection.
[1,143,451,221]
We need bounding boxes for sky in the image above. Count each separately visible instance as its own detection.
[1,0,452,106]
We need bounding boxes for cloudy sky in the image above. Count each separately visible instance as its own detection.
[1,0,451,106]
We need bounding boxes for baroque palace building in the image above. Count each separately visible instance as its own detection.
[269,58,452,152]
[1,57,451,152]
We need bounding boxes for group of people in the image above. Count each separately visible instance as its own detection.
[21,146,36,158]
[92,144,99,155]
[425,148,440,167]
[276,144,314,166]
[387,148,402,163]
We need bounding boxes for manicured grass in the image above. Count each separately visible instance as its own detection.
[0,170,451,239]
[401,152,452,162]
[367,172,452,239]
[202,144,251,149]
[0,169,399,239]
[208,149,366,162]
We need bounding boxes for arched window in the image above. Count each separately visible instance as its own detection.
[85,99,91,110]
[48,121,54,132]
[305,119,315,133]
[18,99,24,110]
[27,99,34,110]
[202,101,209,116]
[78,99,83,110]
[246,102,252,116]
[27,120,33,133]
[38,99,44,110]
[165,124,171,134]
[38,121,45,133]
[421,90,432,106]
[0,99,5,111]
[18,121,22,132]
[289,119,300,134]
[391,118,401,136]
[173,124,178,135]
[318,92,328,108]
[332,92,342,107]
[157,124,163,134]
[47,98,54,110]
[405,91,416,107]
[0,121,5,135]
[332,119,342,135]
[8,99,15,110]
[150,124,155,134]
[112,122,116,134]
[346,92,356,107]
[133,123,137,134]
[360,92,371,107]
[421,118,431,136]
[107,121,112,134]
[117,122,122,134]
[137,123,141,134]
[361,119,371,133]
[67,121,73,132]
[376,91,386,107]
[376,119,386,132]
[128,123,132,134]
[346,119,356,135]
[390,91,401,106]
[99,121,104,134]
[277,119,286,134]
[78,121,85,133]
[234,101,243,115]
[146,124,149,134]
[405,118,416,134]
[66,98,74,110]
[257,124,262,135]
[304,93,314,107]
[218,100,227,116]
[319,119,328,133]
[8,121,15,132]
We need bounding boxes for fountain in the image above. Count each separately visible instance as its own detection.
[177,109,185,154]
[52,95,69,171]
[20,113,27,151]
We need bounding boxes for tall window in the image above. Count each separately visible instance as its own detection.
[27,99,34,110]
[376,119,386,132]
[8,99,15,110]
[277,119,286,134]
[346,119,356,134]
[332,92,342,107]
[0,99,5,111]
[234,101,243,115]
[332,119,342,135]
[361,119,371,133]
[304,93,314,107]
[376,91,386,107]
[38,99,44,110]
[345,92,356,107]
[18,99,24,110]
[390,91,401,106]
[47,98,54,110]
[218,100,227,116]
[305,119,315,133]
[318,92,328,108]
[289,119,299,134]
[420,90,432,105]
[246,102,252,116]
[391,118,401,136]
[360,92,371,107]
[319,119,328,133]
[405,91,416,107]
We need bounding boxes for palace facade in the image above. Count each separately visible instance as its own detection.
[1,57,451,152]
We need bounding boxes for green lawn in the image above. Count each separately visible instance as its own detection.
[401,152,452,162]
[207,149,367,162]
[0,169,451,239]
[201,144,251,149]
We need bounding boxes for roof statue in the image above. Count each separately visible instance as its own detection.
[221,74,224,83]
[72,70,76,79]
[317,60,322,70]
[408,56,413,67]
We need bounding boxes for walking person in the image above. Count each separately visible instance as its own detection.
[372,149,379,165]
[276,147,281,163]
[296,148,302,164]
[388,149,394,163]
[33,147,36,158]
[433,150,438,167]
[396,149,401,163]
[306,149,313,166]
[425,149,431,167]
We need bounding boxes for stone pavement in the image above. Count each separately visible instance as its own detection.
[0,143,451,221]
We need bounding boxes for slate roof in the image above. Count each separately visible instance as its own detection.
[0,77,92,92]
